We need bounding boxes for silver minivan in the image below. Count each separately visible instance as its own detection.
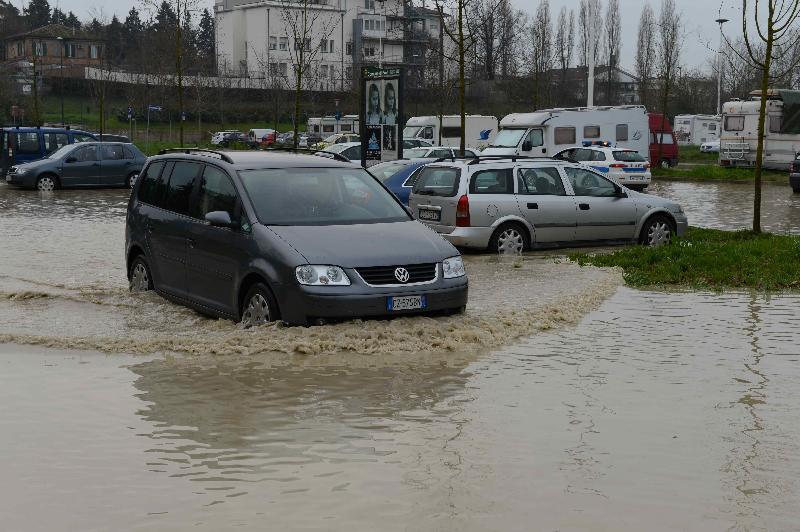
[408,157,688,253]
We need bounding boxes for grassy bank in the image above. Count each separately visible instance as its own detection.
[678,147,719,163]
[652,164,786,182]
[569,227,800,291]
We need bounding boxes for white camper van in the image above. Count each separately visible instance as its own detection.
[482,106,649,159]
[307,115,360,136]
[674,114,721,145]
[402,115,498,149]
[720,90,800,170]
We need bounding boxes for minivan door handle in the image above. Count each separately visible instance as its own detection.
[527,202,538,209]
[579,203,590,210]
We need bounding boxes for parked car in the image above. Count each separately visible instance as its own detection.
[220,131,249,147]
[408,157,687,254]
[404,146,480,159]
[790,152,800,193]
[403,138,434,150]
[5,142,147,190]
[553,143,651,191]
[700,139,720,153]
[97,133,131,143]
[299,133,323,148]
[315,141,361,161]
[126,149,468,326]
[1,126,96,176]
[369,158,435,205]
[248,128,277,148]
[211,130,240,146]
[312,133,360,150]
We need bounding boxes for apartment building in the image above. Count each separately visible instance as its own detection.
[3,24,105,71]
[214,0,446,91]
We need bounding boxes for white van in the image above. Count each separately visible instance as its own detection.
[674,114,721,145]
[482,106,649,159]
[247,128,276,145]
[402,115,498,150]
[720,90,800,170]
[307,115,360,136]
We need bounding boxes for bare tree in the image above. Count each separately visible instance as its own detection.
[635,3,656,109]
[604,0,621,104]
[738,0,800,232]
[655,0,681,165]
[577,0,603,67]
[554,7,575,94]
[497,0,521,78]
[470,0,502,80]
[529,0,553,109]
[277,0,338,148]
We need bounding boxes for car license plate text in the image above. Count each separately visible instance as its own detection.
[418,209,441,222]
[387,295,427,311]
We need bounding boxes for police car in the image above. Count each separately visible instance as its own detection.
[553,141,651,191]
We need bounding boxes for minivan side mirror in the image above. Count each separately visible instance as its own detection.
[615,187,628,198]
[205,210,234,228]
[65,156,77,163]
[521,141,533,152]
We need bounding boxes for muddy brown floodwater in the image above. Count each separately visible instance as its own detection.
[1,182,800,531]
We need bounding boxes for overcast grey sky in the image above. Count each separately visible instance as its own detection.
[38,0,743,71]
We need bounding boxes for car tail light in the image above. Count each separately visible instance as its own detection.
[609,163,626,168]
[456,195,470,227]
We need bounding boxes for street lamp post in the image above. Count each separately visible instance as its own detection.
[57,36,64,126]
[715,18,729,115]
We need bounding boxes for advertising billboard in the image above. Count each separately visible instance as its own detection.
[361,66,403,166]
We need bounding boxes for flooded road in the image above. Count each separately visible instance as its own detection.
[2,181,800,530]
[2,289,800,530]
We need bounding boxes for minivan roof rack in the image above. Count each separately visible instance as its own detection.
[264,146,352,163]
[157,147,234,163]
[432,154,559,164]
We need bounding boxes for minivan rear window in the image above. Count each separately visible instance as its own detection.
[412,166,461,197]
[613,151,646,162]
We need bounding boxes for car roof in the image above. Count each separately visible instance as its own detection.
[423,158,572,169]
[148,150,361,169]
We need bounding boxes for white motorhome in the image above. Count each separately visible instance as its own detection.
[482,106,649,159]
[674,114,721,145]
[720,90,800,170]
[307,115,360,136]
[402,115,498,149]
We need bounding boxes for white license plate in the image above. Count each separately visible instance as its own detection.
[418,209,441,222]
[387,295,427,311]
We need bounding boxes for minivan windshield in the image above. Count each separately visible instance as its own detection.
[489,129,526,148]
[239,167,409,226]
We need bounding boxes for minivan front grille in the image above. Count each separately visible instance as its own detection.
[356,263,437,285]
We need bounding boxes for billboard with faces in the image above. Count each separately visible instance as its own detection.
[361,67,403,165]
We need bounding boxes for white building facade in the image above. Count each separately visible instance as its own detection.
[214,0,446,92]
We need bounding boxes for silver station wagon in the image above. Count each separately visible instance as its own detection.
[408,156,688,253]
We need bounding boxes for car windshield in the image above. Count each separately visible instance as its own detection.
[322,144,350,154]
[369,161,410,182]
[323,134,339,143]
[239,167,409,226]
[489,129,526,148]
[405,148,430,158]
[612,151,646,162]
[48,144,76,159]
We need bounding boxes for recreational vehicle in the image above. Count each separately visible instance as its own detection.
[402,115,498,149]
[481,106,649,159]
[307,115,360,136]
[720,90,800,170]
[674,114,721,145]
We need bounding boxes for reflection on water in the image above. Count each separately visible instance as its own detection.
[3,289,800,530]
[649,180,800,234]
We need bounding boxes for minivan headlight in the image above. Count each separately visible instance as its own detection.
[295,265,351,286]
[442,256,466,279]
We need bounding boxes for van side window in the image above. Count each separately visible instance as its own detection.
[162,162,201,215]
[554,127,576,145]
[16,132,40,154]
[769,116,782,133]
[724,116,744,131]
[616,124,628,141]
[441,126,461,139]
[137,161,166,205]
[44,133,69,154]
[584,125,600,138]
[518,168,565,196]
[192,165,238,220]
[469,169,513,194]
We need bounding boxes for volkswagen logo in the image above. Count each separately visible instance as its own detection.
[394,267,410,283]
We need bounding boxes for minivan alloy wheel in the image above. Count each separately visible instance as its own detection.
[36,176,56,191]
[242,293,271,328]
[130,262,151,291]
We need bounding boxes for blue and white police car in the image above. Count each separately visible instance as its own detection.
[553,141,652,191]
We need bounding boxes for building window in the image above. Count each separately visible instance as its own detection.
[320,64,328,78]
[329,39,334,53]
[278,63,287,76]
[295,38,311,51]
[279,37,288,51]
[34,42,47,56]
[65,43,77,58]
[90,45,101,59]
[365,0,375,8]
[269,36,277,50]
[346,42,352,56]
[16,42,22,56]
[319,38,327,52]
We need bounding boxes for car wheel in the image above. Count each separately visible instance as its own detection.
[240,282,279,328]
[660,159,670,169]
[128,172,139,188]
[129,255,153,291]
[36,175,57,191]
[639,214,674,247]
[489,223,529,254]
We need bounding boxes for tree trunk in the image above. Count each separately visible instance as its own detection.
[458,0,465,156]
[657,76,670,166]
[753,29,773,234]
[176,6,184,148]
